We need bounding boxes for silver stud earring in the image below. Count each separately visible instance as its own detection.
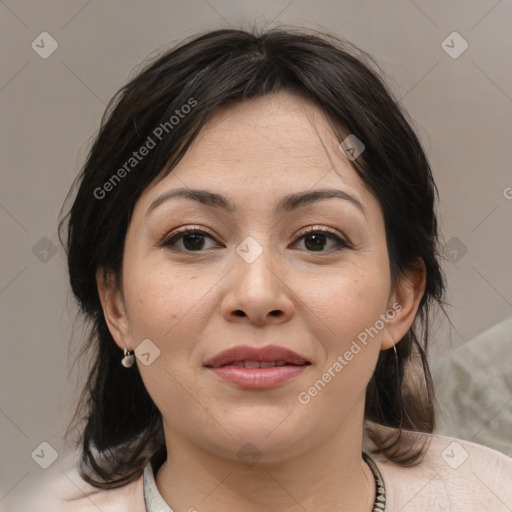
[121,346,135,368]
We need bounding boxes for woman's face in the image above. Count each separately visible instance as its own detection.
[100,92,421,463]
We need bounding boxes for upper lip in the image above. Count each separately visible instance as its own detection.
[204,345,310,368]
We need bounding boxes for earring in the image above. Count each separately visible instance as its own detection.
[392,343,404,425]
[392,343,399,369]
[121,346,135,368]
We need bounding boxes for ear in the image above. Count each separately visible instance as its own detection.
[96,267,133,351]
[380,259,426,350]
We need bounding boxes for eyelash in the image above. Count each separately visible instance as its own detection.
[160,225,351,253]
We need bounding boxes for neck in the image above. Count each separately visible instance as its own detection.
[155,412,375,512]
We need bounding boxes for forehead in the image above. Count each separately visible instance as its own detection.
[185,92,358,182]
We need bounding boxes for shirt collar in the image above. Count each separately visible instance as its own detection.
[143,446,173,512]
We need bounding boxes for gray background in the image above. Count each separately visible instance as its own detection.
[1,0,511,506]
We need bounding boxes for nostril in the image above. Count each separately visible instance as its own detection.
[234,310,245,317]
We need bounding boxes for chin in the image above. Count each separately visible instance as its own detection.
[224,419,311,456]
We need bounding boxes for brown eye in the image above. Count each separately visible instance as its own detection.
[163,229,218,252]
[294,228,350,252]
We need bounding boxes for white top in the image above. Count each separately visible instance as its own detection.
[6,430,512,511]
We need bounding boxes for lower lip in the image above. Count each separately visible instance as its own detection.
[207,365,308,389]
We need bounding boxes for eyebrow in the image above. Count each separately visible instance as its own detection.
[146,187,367,219]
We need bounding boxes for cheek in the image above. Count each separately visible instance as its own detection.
[121,260,222,406]
[298,265,390,400]
[122,260,210,341]
[121,264,212,420]
[305,266,390,347]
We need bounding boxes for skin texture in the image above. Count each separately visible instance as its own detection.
[97,92,425,512]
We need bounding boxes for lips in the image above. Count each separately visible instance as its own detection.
[203,345,310,369]
[204,345,311,389]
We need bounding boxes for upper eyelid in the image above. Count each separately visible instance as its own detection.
[298,225,340,235]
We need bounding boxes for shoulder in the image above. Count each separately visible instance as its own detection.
[11,449,145,512]
[369,429,512,511]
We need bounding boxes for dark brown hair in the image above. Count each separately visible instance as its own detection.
[60,25,446,489]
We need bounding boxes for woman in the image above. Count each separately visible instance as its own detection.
[29,27,511,511]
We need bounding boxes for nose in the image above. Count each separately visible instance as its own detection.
[220,244,295,326]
